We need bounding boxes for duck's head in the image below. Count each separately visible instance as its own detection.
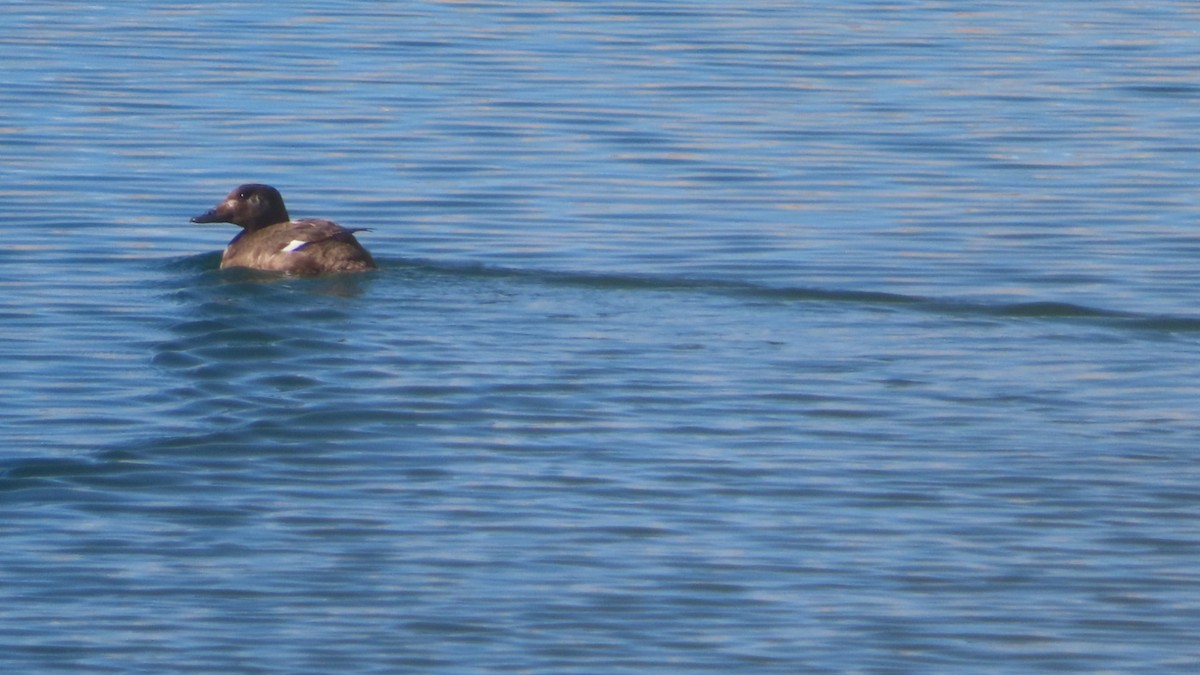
[192,184,290,231]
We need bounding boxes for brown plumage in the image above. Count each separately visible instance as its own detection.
[191,184,376,275]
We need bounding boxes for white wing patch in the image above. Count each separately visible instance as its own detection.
[282,239,308,253]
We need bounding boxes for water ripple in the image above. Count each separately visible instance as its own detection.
[370,257,1200,335]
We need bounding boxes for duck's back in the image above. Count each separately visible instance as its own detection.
[221,219,376,275]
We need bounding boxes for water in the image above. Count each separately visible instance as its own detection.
[3,1,1200,671]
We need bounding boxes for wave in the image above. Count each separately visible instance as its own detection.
[163,253,1200,334]
[375,257,1200,334]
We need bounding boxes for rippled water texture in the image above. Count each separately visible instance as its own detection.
[3,2,1200,672]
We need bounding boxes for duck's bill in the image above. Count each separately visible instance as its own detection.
[191,204,232,224]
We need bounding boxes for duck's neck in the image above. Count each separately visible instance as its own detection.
[246,204,290,232]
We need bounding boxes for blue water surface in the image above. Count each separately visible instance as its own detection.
[3,1,1200,672]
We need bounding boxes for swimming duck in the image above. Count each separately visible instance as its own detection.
[191,184,376,275]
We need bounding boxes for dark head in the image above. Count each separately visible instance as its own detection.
[191,184,290,231]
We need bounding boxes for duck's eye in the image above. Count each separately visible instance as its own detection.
[238,190,251,200]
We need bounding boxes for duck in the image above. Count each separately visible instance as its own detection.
[191,184,376,275]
